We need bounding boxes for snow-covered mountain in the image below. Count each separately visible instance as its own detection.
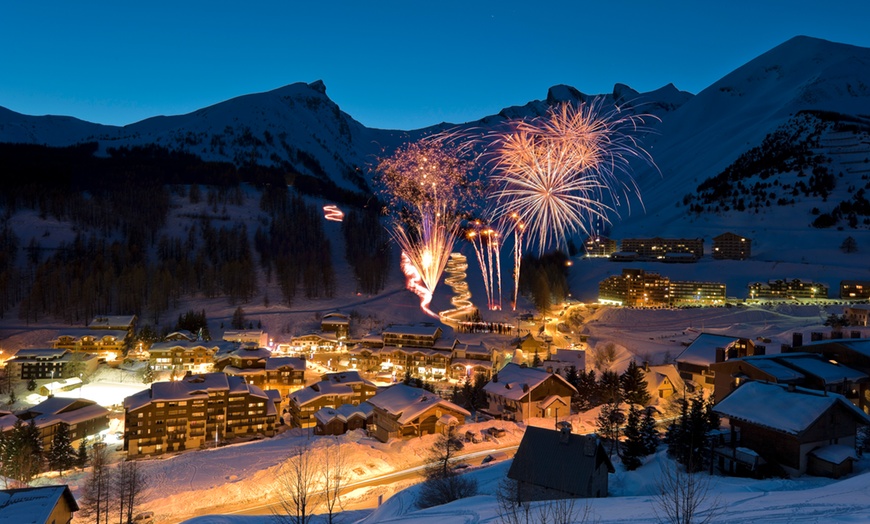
[2,36,870,244]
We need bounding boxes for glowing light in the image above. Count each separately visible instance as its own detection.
[323,204,344,222]
[465,219,505,311]
[488,100,656,255]
[439,253,475,325]
[377,134,481,313]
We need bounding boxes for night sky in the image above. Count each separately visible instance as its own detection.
[2,0,868,130]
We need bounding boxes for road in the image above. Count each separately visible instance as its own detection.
[196,443,519,519]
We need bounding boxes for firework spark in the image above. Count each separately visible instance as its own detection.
[465,218,505,311]
[377,135,481,312]
[489,99,655,255]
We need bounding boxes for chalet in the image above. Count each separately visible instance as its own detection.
[382,324,443,348]
[449,342,493,380]
[845,305,870,326]
[713,381,870,476]
[263,357,307,397]
[675,333,760,391]
[711,353,867,410]
[148,341,228,373]
[313,402,373,436]
[368,383,469,442]
[51,329,128,361]
[123,373,279,457]
[508,425,613,501]
[4,349,98,381]
[483,363,577,422]
[321,312,351,340]
[15,397,109,451]
[222,330,268,347]
[540,349,586,377]
[288,371,377,428]
[642,363,685,404]
[290,332,339,353]
[712,232,751,260]
[0,485,79,524]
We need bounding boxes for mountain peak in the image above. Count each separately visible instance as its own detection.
[546,85,586,105]
[309,80,327,95]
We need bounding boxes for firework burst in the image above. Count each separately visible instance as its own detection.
[377,134,481,313]
[465,218,506,311]
[488,99,656,255]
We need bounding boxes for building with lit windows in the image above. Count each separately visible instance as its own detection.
[712,232,751,260]
[584,236,617,257]
[619,237,704,261]
[748,279,828,300]
[841,281,870,300]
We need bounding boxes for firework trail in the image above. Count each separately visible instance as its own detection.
[376,134,481,314]
[465,218,505,311]
[489,99,656,255]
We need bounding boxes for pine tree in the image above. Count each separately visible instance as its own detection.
[666,392,718,471]
[599,370,622,404]
[620,360,652,406]
[577,369,599,409]
[231,306,246,330]
[77,439,89,469]
[641,406,660,455]
[48,423,75,476]
[620,405,645,470]
[596,400,624,456]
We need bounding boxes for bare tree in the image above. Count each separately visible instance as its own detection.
[321,438,348,524]
[80,444,112,524]
[116,460,147,524]
[417,434,478,509]
[274,444,319,524]
[653,461,720,524]
[591,343,618,371]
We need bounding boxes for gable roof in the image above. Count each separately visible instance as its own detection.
[0,485,78,523]
[508,426,613,495]
[713,381,870,435]
[676,333,743,367]
[367,384,469,424]
[484,363,577,401]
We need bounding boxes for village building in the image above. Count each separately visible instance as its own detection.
[845,305,870,327]
[148,340,230,373]
[50,329,128,362]
[540,349,587,377]
[222,330,268,347]
[483,363,577,422]
[675,333,761,391]
[321,312,351,340]
[287,371,377,428]
[0,485,78,524]
[15,397,109,452]
[313,402,374,436]
[711,353,868,410]
[584,236,617,257]
[123,372,279,457]
[382,324,443,348]
[642,363,686,403]
[508,425,613,501]
[448,342,494,380]
[619,237,704,261]
[598,269,671,307]
[713,381,870,477]
[367,383,469,442]
[4,349,98,381]
[748,278,828,300]
[669,280,727,305]
[289,332,340,353]
[712,232,751,260]
[840,281,870,300]
[263,357,307,397]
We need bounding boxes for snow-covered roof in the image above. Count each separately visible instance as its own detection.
[123,373,257,411]
[52,328,129,340]
[809,444,858,464]
[644,364,685,395]
[33,403,108,429]
[0,414,19,432]
[742,358,806,382]
[782,357,868,384]
[148,340,220,352]
[88,315,136,329]
[265,357,306,371]
[0,485,78,523]
[484,363,576,401]
[714,381,870,435]
[368,384,469,424]
[383,324,442,337]
[803,339,870,358]
[230,346,272,360]
[290,381,355,407]
[676,333,742,367]
[314,402,373,425]
[9,348,68,359]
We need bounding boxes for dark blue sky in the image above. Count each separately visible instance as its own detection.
[2,1,868,130]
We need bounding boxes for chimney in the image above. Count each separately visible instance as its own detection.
[559,424,571,444]
[492,373,498,383]
[522,384,529,393]
[715,347,725,363]
[754,345,766,356]
[643,361,650,372]
[584,436,597,456]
